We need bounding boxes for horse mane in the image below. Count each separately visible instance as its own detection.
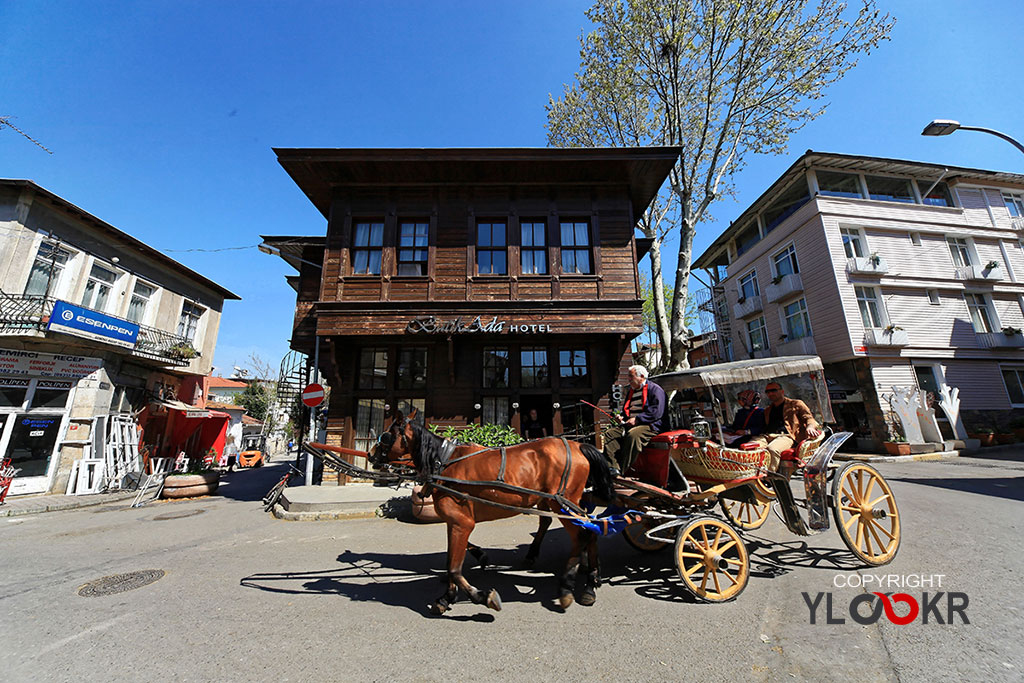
[408,421,448,471]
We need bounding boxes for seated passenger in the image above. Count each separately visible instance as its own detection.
[750,381,821,472]
[723,389,765,446]
[603,365,666,476]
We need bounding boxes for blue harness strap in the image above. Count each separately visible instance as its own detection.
[562,506,645,536]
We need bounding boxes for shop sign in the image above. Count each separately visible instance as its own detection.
[48,300,139,349]
[185,410,210,419]
[405,315,553,335]
[0,348,103,379]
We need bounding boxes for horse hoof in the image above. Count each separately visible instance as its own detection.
[429,602,449,615]
[486,589,502,612]
[558,592,574,610]
[578,589,597,607]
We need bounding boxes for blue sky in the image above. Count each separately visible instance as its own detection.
[2,1,1021,375]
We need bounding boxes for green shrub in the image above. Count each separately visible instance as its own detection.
[428,423,524,448]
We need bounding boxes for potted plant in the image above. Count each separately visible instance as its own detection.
[868,252,882,267]
[882,435,910,456]
[167,342,198,361]
[971,427,996,447]
[985,260,1000,271]
[1002,326,1022,336]
[162,453,221,499]
[771,274,785,285]
[883,323,903,336]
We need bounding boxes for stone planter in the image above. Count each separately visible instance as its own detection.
[882,442,910,456]
[969,433,996,447]
[162,472,220,499]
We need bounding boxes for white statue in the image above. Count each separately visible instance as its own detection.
[937,383,969,440]
[889,386,925,443]
[913,389,943,443]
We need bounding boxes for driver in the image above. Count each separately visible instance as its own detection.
[751,381,821,471]
[602,365,666,477]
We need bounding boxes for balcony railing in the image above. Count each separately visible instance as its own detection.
[777,335,817,356]
[0,291,197,367]
[864,327,909,347]
[733,294,763,319]
[976,331,1024,349]
[1012,216,1024,233]
[954,264,1004,282]
[846,256,889,276]
[765,273,804,303]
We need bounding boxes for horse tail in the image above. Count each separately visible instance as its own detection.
[579,443,614,502]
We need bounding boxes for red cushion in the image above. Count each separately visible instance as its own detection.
[739,442,759,451]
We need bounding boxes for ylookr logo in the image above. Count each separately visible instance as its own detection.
[803,591,969,625]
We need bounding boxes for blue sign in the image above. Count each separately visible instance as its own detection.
[48,300,140,349]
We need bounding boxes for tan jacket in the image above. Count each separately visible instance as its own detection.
[764,397,819,442]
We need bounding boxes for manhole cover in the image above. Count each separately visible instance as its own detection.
[152,509,206,521]
[78,569,165,597]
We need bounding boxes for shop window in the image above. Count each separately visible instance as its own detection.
[481,397,509,426]
[482,347,509,388]
[865,175,915,203]
[397,347,427,390]
[841,228,865,258]
[31,380,72,409]
[964,293,995,333]
[855,287,884,329]
[747,317,768,353]
[7,414,64,478]
[520,347,549,388]
[1001,367,1024,406]
[560,221,592,274]
[81,263,118,311]
[353,398,387,453]
[520,221,547,275]
[127,281,154,324]
[783,298,812,340]
[177,301,204,342]
[559,349,590,389]
[397,222,429,276]
[773,244,799,277]
[477,222,507,275]
[24,240,72,297]
[352,222,384,275]
[0,377,30,408]
[762,181,810,233]
[918,180,954,207]
[358,348,388,389]
[816,170,863,199]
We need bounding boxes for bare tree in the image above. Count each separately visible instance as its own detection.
[548,0,894,370]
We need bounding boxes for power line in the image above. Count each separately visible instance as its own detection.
[0,116,53,154]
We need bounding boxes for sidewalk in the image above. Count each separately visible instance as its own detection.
[834,441,1022,463]
[0,489,138,517]
[273,483,409,521]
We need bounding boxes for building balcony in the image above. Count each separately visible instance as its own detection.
[776,335,817,356]
[733,295,763,319]
[765,273,804,303]
[976,331,1024,348]
[1012,216,1024,233]
[0,291,196,367]
[954,264,1004,282]
[846,256,889,276]
[864,327,909,347]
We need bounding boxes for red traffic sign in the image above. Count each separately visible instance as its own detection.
[301,383,325,407]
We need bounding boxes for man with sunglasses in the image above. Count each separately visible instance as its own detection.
[753,381,820,471]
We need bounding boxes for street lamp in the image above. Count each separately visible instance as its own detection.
[921,119,1024,154]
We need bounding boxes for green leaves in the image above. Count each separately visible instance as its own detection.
[428,423,525,448]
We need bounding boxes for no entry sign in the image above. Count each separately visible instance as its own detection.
[301,383,325,407]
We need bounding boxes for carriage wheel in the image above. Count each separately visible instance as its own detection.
[622,518,670,552]
[831,462,901,566]
[674,516,749,603]
[752,477,776,501]
[719,495,772,531]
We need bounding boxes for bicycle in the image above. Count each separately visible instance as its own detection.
[262,463,303,512]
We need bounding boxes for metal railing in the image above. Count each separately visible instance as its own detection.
[0,290,197,367]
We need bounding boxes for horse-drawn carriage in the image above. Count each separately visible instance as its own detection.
[302,355,900,611]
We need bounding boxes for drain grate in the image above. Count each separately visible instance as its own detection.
[152,509,206,521]
[78,569,165,597]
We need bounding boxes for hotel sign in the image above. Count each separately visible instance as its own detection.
[405,315,553,335]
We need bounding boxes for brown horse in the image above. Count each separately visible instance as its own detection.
[372,413,615,614]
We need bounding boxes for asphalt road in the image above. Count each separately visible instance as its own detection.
[1,452,1021,682]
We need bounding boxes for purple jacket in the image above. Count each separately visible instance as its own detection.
[624,380,666,432]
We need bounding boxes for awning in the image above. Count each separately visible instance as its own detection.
[652,355,824,391]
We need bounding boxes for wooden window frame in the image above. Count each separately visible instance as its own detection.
[396,220,430,277]
[559,220,593,275]
[351,221,385,276]
[476,221,508,276]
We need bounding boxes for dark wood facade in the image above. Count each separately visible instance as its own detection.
[267,147,678,462]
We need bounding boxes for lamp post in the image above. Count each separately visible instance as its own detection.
[921,119,1024,155]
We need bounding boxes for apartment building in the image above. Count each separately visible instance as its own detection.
[0,179,240,494]
[694,152,1024,449]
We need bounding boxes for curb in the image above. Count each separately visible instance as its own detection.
[0,491,137,517]
[271,503,383,521]
[835,450,960,464]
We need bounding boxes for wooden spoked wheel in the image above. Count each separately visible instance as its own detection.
[719,493,772,530]
[752,477,776,501]
[622,518,670,552]
[831,462,901,566]
[674,516,749,602]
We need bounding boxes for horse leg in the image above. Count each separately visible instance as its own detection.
[578,531,601,606]
[432,504,502,614]
[523,515,551,569]
[549,502,584,610]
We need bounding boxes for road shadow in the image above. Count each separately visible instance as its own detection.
[890,474,1024,502]
[216,460,293,503]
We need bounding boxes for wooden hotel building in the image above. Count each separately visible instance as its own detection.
[265,147,678,464]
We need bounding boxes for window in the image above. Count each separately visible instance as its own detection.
[477,222,507,275]
[918,181,954,207]
[31,380,72,409]
[964,293,995,333]
[520,221,547,275]
[352,221,384,275]
[734,220,760,257]
[816,170,863,199]
[928,289,941,305]
[559,402,594,442]
[358,348,388,389]
[397,222,428,276]
[0,377,30,408]
[840,228,865,258]
[520,347,549,388]
[1002,192,1024,218]
[354,398,387,453]
[560,221,592,274]
[481,397,510,426]
[783,298,812,339]
[739,270,759,301]
[127,281,154,324]
[855,286,884,328]
[773,245,799,277]
[396,347,427,390]
[762,181,810,233]
[559,349,590,389]
[910,232,922,246]
[865,176,915,203]
[947,237,972,267]
[177,301,204,342]
[482,347,509,388]
[81,263,117,311]
[747,317,768,353]
[1001,367,1024,405]
[24,240,72,297]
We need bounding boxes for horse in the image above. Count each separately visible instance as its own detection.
[372,412,615,614]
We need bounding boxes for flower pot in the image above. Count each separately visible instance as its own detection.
[162,472,220,499]
[883,442,910,456]
[974,433,996,447]
[997,433,1015,445]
